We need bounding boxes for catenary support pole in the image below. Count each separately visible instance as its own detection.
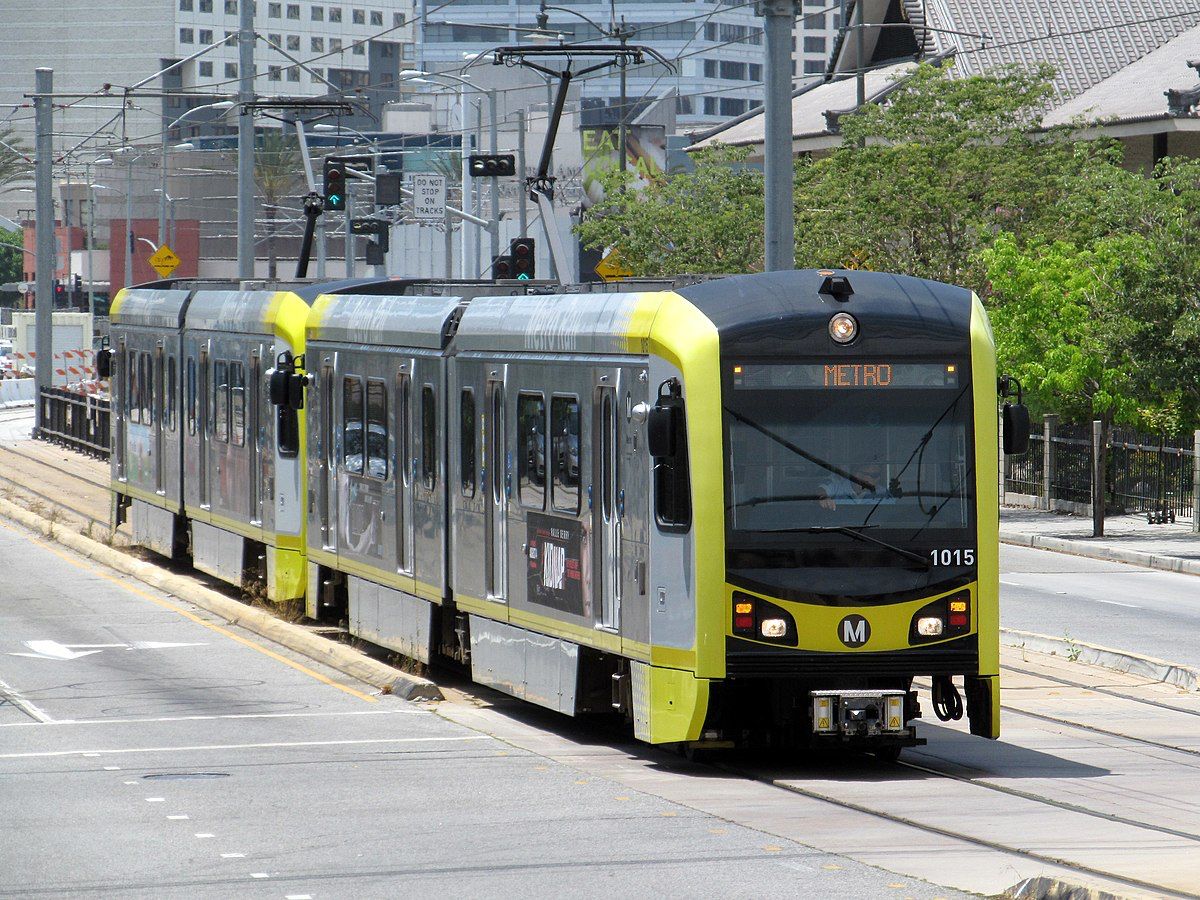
[344,188,354,278]
[516,109,528,240]
[236,0,255,280]
[761,0,797,272]
[488,90,500,267]
[34,67,54,426]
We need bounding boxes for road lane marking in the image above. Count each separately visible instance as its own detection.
[0,519,378,703]
[10,640,207,660]
[1092,598,1142,608]
[0,735,488,759]
[196,833,215,839]
[167,815,189,820]
[0,708,420,729]
[250,873,269,879]
[146,797,165,803]
[0,676,55,723]
[221,853,246,859]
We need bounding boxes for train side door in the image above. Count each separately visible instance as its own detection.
[318,359,336,550]
[153,343,165,495]
[593,379,621,630]
[485,376,507,601]
[198,346,210,508]
[395,365,413,573]
[114,338,127,481]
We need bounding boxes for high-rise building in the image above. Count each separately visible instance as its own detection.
[795,1,840,82]
[415,1,768,128]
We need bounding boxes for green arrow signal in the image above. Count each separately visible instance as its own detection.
[517,273,530,280]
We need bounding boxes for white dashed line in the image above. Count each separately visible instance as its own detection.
[123,781,137,785]
[145,797,165,803]
[0,735,488,759]
[103,766,120,771]
[167,815,189,820]
[285,895,313,899]
[1092,598,1142,608]
[221,853,246,859]
[195,833,214,839]
[250,873,269,879]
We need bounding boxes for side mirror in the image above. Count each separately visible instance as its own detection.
[269,368,290,407]
[95,348,112,380]
[288,372,308,410]
[1003,403,1030,455]
[647,405,678,458]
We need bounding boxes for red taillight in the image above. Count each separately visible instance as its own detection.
[949,612,968,627]
[734,614,754,632]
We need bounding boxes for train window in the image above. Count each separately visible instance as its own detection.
[167,356,177,433]
[230,362,245,446]
[140,352,151,425]
[397,372,411,487]
[343,375,364,475]
[151,353,160,428]
[460,388,476,498]
[367,378,387,479]
[186,357,196,435]
[421,384,436,490]
[214,360,229,443]
[600,391,613,522]
[551,395,580,514]
[128,351,139,424]
[653,395,692,532]
[517,391,545,510]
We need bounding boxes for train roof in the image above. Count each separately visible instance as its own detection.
[307,292,465,350]
[109,288,193,329]
[185,289,308,335]
[451,291,656,355]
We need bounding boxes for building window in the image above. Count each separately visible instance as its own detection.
[329,6,341,21]
[748,63,762,82]
[352,43,365,55]
[719,60,747,80]
[268,32,281,46]
[719,97,746,117]
[199,29,213,43]
[703,96,718,115]
[197,60,212,77]
[180,0,193,10]
[311,36,324,51]
[179,28,194,43]
[267,1,280,14]
[268,65,281,80]
[804,59,825,74]
[224,0,237,13]
[704,22,716,41]
[329,38,342,51]
[352,7,364,24]
[703,59,716,78]
[310,67,324,82]
[370,10,382,26]
[393,12,405,27]
[312,5,324,19]
[288,67,300,81]
[804,36,826,53]
[225,62,238,78]
[286,3,299,17]
[199,0,212,10]
[378,42,393,57]
[286,34,300,50]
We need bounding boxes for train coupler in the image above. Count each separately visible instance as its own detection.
[809,689,922,744]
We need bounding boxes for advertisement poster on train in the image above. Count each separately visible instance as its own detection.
[526,512,584,616]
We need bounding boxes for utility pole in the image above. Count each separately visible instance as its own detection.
[34,67,54,425]
[488,91,500,267]
[761,0,798,272]
[516,109,528,240]
[236,0,255,280]
[344,187,354,278]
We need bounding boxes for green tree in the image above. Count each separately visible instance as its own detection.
[255,131,304,280]
[0,126,31,196]
[0,227,22,294]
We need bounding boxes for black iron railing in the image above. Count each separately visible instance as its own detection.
[36,388,110,459]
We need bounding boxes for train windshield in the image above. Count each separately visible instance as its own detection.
[724,361,974,594]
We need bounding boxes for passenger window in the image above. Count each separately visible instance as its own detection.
[653,394,692,532]
[343,375,364,475]
[460,388,476,498]
[214,360,229,443]
[367,378,387,479]
[140,352,151,424]
[397,372,410,486]
[600,391,613,521]
[187,358,197,435]
[517,391,545,510]
[127,351,139,424]
[230,362,245,446]
[421,384,436,490]
[551,395,580,514]
[167,356,177,433]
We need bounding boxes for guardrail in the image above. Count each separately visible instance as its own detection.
[37,387,110,459]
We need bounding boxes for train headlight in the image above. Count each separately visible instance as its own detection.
[760,618,787,639]
[829,312,858,344]
[916,616,944,637]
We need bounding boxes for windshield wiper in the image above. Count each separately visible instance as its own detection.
[760,525,932,570]
[724,406,876,491]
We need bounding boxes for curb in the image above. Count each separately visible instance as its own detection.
[1006,875,1130,900]
[0,496,442,702]
[1000,530,1200,577]
[1001,627,1199,692]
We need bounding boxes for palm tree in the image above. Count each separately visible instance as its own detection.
[254,130,304,279]
[0,127,32,196]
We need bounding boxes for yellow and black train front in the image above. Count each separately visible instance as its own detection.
[669,270,999,749]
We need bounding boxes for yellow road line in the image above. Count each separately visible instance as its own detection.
[0,520,377,704]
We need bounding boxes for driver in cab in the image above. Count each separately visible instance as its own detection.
[818,458,892,510]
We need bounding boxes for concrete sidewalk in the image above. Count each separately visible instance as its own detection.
[1001,505,1200,575]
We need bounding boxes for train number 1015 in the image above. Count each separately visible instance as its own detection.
[930,548,975,566]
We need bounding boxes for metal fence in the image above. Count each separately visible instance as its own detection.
[1005,418,1197,522]
[37,388,110,459]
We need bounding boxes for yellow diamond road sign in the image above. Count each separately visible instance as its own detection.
[149,245,180,278]
[595,249,633,283]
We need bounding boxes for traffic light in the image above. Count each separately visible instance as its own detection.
[492,254,513,280]
[53,278,64,306]
[323,158,347,211]
[510,238,535,280]
[468,154,516,178]
[73,273,83,305]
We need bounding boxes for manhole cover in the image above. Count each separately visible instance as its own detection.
[142,773,230,780]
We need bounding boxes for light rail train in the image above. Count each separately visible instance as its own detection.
[105,270,1027,753]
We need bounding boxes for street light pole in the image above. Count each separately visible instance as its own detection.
[762,0,798,272]
[124,153,134,288]
[34,67,54,417]
[236,0,255,280]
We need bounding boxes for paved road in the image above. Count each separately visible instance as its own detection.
[0,517,964,899]
[1001,543,1200,666]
